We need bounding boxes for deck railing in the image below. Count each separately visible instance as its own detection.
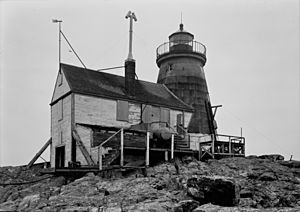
[156,40,206,58]
[198,134,245,160]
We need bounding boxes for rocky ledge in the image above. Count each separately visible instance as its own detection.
[0,155,300,211]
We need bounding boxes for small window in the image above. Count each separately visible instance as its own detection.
[116,100,129,121]
[58,99,63,121]
[60,131,63,144]
[58,72,63,86]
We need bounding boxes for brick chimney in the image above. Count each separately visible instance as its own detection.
[125,59,136,96]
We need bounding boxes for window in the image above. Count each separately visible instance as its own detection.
[59,131,63,144]
[58,99,63,121]
[116,100,129,121]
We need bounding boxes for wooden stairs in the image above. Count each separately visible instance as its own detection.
[102,148,120,169]
[174,134,190,150]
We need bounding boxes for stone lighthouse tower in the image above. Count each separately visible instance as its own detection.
[156,23,213,134]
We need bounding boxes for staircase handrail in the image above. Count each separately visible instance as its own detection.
[176,124,188,135]
[98,128,122,170]
[99,128,122,148]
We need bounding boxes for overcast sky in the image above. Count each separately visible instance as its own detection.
[1,0,299,166]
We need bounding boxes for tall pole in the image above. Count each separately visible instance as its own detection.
[125,11,137,61]
[59,21,61,70]
[52,19,62,71]
[128,17,133,60]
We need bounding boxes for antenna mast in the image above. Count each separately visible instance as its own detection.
[52,19,62,70]
[125,11,137,61]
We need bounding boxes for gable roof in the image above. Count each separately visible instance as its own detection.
[51,63,193,112]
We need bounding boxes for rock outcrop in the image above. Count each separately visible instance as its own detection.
[187,176,240,206]
[0,156,300,211]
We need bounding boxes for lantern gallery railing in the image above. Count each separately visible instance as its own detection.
[156,40,206,58]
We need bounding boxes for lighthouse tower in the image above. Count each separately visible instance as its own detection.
[156,23,213,134]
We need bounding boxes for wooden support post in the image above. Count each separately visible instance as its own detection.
[146,131,150,167]
[120,128,124,167]
[211,134,215,159]
[199,142,202,161]
[229,138,232,155]
[171,134,174,160]
[165,151,168,161]
[98,146,102,171]
[27,138,52,168]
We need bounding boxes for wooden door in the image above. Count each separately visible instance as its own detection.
[55,146,65,168]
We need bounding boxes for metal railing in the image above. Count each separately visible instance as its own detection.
[156,40,206,58]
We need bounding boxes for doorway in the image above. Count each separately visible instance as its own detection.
[55,146,65,168]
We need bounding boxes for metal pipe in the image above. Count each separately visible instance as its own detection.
[171,134,174,159]
[125,11,137,61]
[146,131,150,166]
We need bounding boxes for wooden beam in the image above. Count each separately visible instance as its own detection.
[73,130,95,166]
[199,142,202,160]
[27,138,52,168]
[98,146,102,170]
[211,105,222,118]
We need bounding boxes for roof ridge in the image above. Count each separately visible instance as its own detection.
[61,63,162,86]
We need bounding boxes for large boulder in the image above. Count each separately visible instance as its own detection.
[187,176,240,206]
[258,154,284,161]
[173,200,199,212]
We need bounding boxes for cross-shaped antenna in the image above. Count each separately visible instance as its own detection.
[125,11,137,61]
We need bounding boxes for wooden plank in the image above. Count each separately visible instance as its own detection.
[27,138,52,168]
[73,130,95,166]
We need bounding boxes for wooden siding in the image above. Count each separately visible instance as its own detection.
[160,108,170,124]
[50,94,72,167]
[74,94,139,128]
[184,112,192,128]
[51,71,71,103]
[142,105,152,123]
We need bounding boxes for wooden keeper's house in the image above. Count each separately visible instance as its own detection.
[49,61,200,170]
